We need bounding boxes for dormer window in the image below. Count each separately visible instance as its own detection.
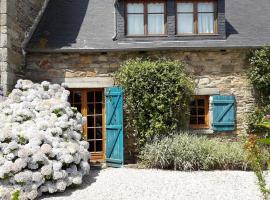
[119,0,225,39]
[126,1,166,36]
[177,1,217,35]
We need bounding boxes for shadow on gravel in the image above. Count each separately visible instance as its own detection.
[39,169,101,199]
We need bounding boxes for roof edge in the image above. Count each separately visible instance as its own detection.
[25,45,265,54]
[22,0,51,51]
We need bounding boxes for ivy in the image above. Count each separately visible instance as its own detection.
[115,58,194,148]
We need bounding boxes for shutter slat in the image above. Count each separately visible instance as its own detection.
[213,100,235,104]
[213,122,235,126]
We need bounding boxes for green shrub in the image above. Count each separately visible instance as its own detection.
[248,47,270,105]
[247,105,270,135]
[139,133,250,171]
[247,47,270,134]
[115,58,194,148]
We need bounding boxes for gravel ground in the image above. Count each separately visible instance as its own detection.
[40,168,266,200]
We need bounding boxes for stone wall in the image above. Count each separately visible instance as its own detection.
[0,0,46,94]
[26,49,255,162]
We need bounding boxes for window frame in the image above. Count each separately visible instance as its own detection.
[176,0,218,36]
[189,95,210,129]
[124,0,167,37]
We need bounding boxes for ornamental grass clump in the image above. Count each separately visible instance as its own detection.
[139,133,250,171]
[0,80,90,200]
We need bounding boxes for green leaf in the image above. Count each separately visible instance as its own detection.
[257,138,270,145]
[259,121,270,129]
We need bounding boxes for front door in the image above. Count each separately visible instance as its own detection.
[69,89,106,161]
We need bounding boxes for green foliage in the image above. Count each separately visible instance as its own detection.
[248,47,270,105]
[260,120,270,129]
[115,58,194,147]
[247,105,270,135]
[17,135,28,145]
[247,47,270,134]
[245,134,270,200]
[52,108,64,117]
[245,116,270,199]
[11,190,20,200]
[139,133,250,171]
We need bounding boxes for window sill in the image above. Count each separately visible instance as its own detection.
[125,35,168,38]
[189,129,214,135]
[176,34,219,37]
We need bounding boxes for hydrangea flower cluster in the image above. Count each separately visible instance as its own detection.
[0,80,90,199]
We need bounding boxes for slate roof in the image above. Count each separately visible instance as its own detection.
[26,0,270,52]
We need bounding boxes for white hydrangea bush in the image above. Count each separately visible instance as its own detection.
[0,80,90,199]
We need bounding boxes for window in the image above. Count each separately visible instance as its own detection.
[190,96,209,129]
[126,1,166,36]
[177,1,217,35]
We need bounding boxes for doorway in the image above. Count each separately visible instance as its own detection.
[69,89,106,161]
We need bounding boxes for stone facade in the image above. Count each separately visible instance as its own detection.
[26,49,255,162]
[0,0,46,94]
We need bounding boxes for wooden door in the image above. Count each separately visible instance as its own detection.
[69,89,106,161]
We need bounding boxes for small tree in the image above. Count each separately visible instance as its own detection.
[115,58,194,148]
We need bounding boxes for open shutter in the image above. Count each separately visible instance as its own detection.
[105,87,124,167]
[212,95,236,132]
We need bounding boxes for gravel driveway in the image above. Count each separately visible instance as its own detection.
[40,168,265,200]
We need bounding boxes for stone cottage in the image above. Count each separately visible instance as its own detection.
[1,0,270,165]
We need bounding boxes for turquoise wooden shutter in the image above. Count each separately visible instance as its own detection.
[212,95,236,132]
[105,87,124,167]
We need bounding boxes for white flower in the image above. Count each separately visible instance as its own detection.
[32,172,43,183]
[12,158,28,172]
[40,144,52,154]
[26,190,39,200]
[27,163,39,170]
[56,180,67,191]
[47,182,57,194]
[62,154,74,164]
[14,171,33,183]
[32,152,46,164]
[72,174,83,185]
[5,153,15,161]
[41,81,50,90]
[41,165,53,176]
[80,161,90,175]
[0,156,5,165]
[7,141,18,151]
[53,170,67,180]
[52,161,62,171]
[18,148,32,158]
